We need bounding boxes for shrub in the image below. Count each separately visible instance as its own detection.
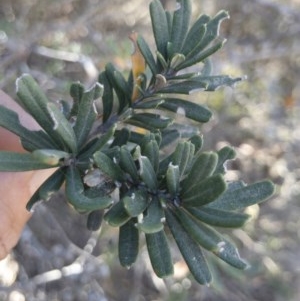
[0,0,275,285]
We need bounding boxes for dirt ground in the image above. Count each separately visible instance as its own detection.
[0,0,299,300]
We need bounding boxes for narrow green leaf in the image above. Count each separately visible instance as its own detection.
[0,151,55,171]
[16,74,66,149]
[156,80,207,94]
[165,11,173,36]
[93,151,126,182]
[156,51,168,70]
[65,165,114,211]
[176,39,225,70]
[174,207,223,251]
[138,155,158,191]
[69,81,84,117]
[137,35,158,76]
[187,207,250,228]
[165,210,212,285]
[150,0,169,58]
[170,53,186,70]
[188,134,203,153]
[98,71,114,122]
[207,180,275,211]
[196,10,229,53]
[26,168,65,211]
[213,239,248,270]
[78,124,116,160]
[214,146,236,174]
[32,149,70,166]
[137,197,164,234]
[146,230,173,278]
[119,146,139,182]
[166,163,180,196]
[171,141,193,178]
[126,113,173,131]
[87,210,103,231]
[194,75,243,91]
[181,174,227,207]
[123,190,149,217]
[134,98,165,109]
[0,105,56,151]
[160,129,180,148]
[110,128,130,148]
[143,140,159,174]
[159,98,212,123]
[104,201,131,227]
[170,0,192,53]
[47,103,78,153]
[181,10,229,64]
[119,219,139,268]
[182,152,218,193]
[181,15,210,56]
[105,63,130,113]
[73,83,103,147]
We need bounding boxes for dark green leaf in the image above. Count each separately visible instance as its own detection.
[194,75,242,91]
[214,146,236,174]
[74,83,102,147]
[166,163,180,196]
[150,0,169,58]
[78,124,116,160]
[188,134,203,153]
[110,128,130,148]
[93,151,126,182]
[137,35,158,76]
[65,165,114,211]
[171,141,194,178]
[181,174,227,207]
[187,207,250,228]
[104,201,131,227]
[138,155,158,191]
[126,113,173,131]
[98,71,114,122]
[105,63,130,113]
[0,105,56,151]
[146,230,173,278]
[69,81,84,117]
[182,152,218,193]
[174,207,223,251]
[143,140,159,174]
[0,151,55,171]
[156,80,207,94]
[134,98,165,109]
[16,74,67,149]
[176,39,225,70]
[159,98,212,123]
[160,129,180,148]
[47,103,78,153]
[119,146,139,182]
[181,15,210,56]
[170,0,192,53]
[87,210,103,231]
[213,239,248,270]
[137,197,164,234]
[166,210,212,285]
[207,180,275,211]
[123,190,149,217]
[119,219,139,268]
[26,168,65,211]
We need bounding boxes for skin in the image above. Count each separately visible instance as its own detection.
[0,90,54,260]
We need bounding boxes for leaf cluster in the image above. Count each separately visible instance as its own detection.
[0,0,275,285]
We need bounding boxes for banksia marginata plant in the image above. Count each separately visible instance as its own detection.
[0,0,275,285]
